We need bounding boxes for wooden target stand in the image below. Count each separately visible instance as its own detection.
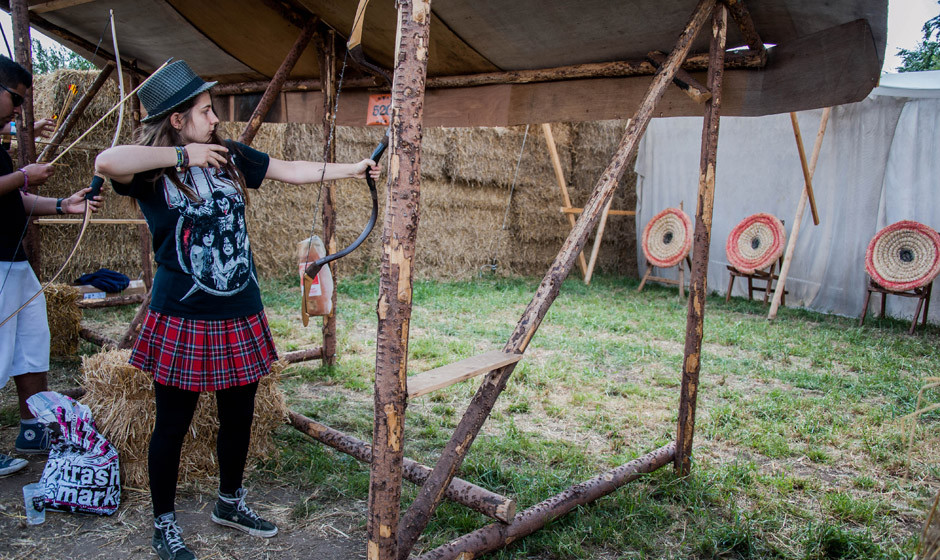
[726,256,787,305]
[859,279,933,335]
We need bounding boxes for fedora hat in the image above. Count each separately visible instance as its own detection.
[138,60,217,123]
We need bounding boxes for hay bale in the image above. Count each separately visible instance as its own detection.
[45,283,81,356]
[80,349,288,489]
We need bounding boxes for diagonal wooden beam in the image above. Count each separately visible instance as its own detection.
[647,51,712,104]
[675,2,728,477]
[542,123,588,277]
[396,2,718,557]
[722,0,767,62]
[238,17,318,145]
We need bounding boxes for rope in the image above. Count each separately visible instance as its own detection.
[481,124,529,275]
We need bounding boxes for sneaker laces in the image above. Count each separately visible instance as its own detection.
[156,516,187,553]
[221,489,263,523]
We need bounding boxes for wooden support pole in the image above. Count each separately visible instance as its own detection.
[768,107,831,320]
[676,3,727,477]
[561,207,635,216]
[117,289,151,350]
[288,412,516,524]
[11,0,39,275]
[212,76,379,96]
[415,443,675,560]
[76,293,145,309]
[647,51,712,104]
[584,197,612,285]
[541,123,587,277]
[722,0,768,62]
[397,2,717,556]
[372,2,431,559]
[37,61,115,163]
[316,29,338,366]
[789,112,820,225]
[238,18,317,146]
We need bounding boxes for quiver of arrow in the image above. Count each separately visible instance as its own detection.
[297,236,334,317]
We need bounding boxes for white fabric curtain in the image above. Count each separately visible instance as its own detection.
[635,90,940,322]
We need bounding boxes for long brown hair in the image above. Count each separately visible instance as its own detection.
[134,95,249,203]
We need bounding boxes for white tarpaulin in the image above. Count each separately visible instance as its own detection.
[634,70,940,322]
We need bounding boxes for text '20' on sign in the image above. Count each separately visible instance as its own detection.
[367,94,391,126]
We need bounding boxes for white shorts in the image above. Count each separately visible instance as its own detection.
[0,261,50,388]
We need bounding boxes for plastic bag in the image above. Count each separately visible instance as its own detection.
[297,235,334,317]
[26,391,121,516]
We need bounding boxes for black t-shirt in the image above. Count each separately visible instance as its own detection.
[112,141,270,320]
[0,148,28,261]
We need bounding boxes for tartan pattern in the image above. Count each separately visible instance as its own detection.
[130,310,277,392]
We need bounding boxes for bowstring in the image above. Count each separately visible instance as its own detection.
[306,45,350,245]
[482,124,530,274]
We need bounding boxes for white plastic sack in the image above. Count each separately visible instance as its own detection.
[26,391,121,515]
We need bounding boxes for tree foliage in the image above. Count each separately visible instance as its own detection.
[897,1,940,72]
[30,39,93,74]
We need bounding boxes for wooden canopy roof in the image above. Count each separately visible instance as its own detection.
[10,0,887,126]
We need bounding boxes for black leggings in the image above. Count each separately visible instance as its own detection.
[149,381,258,517]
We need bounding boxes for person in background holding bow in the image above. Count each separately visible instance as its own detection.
[0,55,103,477]
[95,60,379,560]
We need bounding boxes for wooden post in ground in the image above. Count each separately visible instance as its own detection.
[11,0,39,275]
[118,289,151,349]
[371,2,430,559]
[768,108,831,320]
[675,2,727,477]
[789,112,820,225]
[316,28,338,365]
[238,18,317,146]
[37,61,115,163]
[541,123,587,277]
[397,2,717,556]
[584,197,612,284]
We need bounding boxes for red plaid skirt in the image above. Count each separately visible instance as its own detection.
[130,310,278,392]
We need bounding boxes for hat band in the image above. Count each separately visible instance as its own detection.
[144,76,210,120]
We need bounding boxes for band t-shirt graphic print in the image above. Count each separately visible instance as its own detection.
[171,166,252,299]
[111,141,270,320]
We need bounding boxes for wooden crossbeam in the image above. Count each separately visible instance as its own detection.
[408,350,522,398]
[29,0,96,14]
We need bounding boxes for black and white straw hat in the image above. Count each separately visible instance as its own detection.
[138,60,217,123]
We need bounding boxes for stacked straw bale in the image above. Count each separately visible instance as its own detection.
[30,70,638,283]
[80,349,288,488]
[45,283,81,356]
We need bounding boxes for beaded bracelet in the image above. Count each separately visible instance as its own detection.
[180,146,189,169]
[18,167,28,192]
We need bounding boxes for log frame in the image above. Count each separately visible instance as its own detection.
[676,2,728,477]
[370,1,432,559]
[397,1,717,556]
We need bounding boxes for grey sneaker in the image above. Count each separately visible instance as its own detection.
[152,512,196,560]
[211,488,278,537]
[0,452,27,477]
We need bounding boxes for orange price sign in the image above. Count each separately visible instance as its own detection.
[366,94,391,126]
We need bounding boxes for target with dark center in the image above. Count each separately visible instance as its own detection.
[642,208,692,268]
[725,213,786,275]
[866,220,940,291]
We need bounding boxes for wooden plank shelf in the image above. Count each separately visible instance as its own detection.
[408,350,522,398]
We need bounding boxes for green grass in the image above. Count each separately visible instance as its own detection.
[82,272,939,558]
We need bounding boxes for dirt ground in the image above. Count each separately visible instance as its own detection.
[0,424,367,560]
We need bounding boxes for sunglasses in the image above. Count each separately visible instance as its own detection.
[0,83,24,107]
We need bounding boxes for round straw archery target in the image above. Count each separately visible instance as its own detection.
[642,208,693,268]
[725,213,786,274]
[866,220,940,291]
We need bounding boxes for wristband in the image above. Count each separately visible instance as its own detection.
[56,198,64,215]
[174,146,186,172]
[18,167,27,192]
[181,146,189,169]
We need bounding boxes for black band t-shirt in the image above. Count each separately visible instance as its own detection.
[112,141,270,320]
